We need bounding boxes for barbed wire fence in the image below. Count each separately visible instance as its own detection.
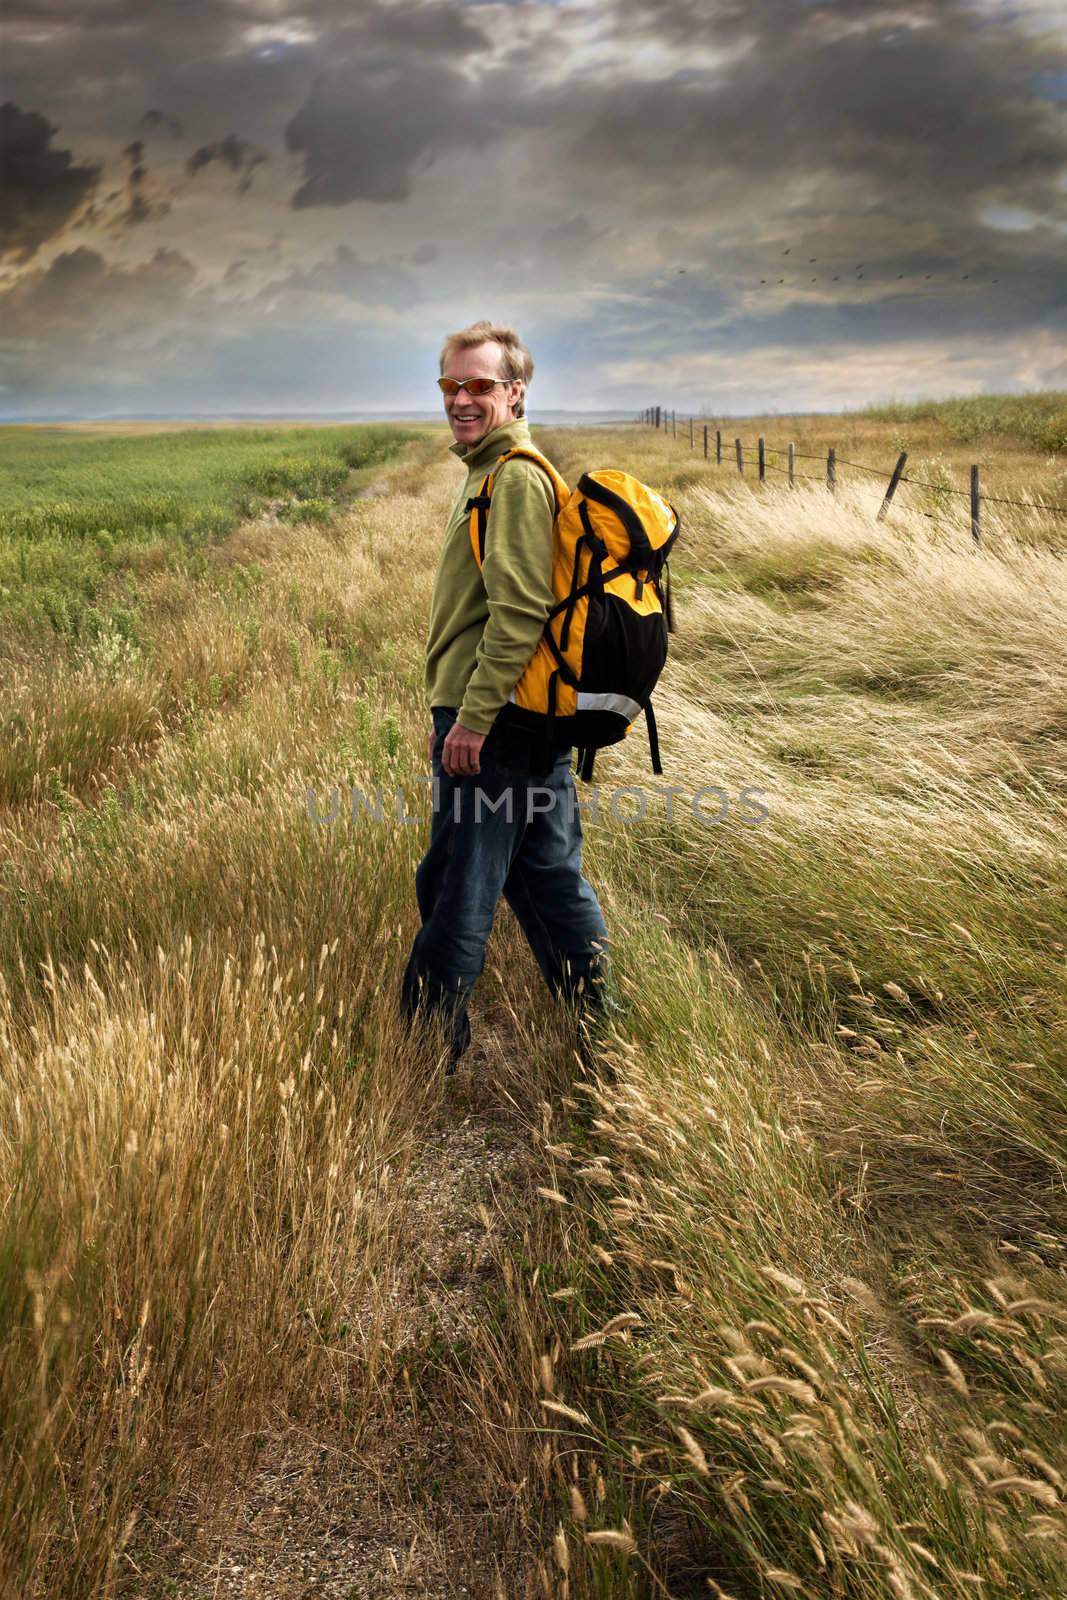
[634,406,1067,544]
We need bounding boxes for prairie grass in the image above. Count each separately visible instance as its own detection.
[860,391,1067,455]
[481,422,1067,1597]
[0,411,1064,1596]
[0,421,424,655]
[666,398,1067,542]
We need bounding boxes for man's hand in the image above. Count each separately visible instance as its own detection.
[442,722,486,776]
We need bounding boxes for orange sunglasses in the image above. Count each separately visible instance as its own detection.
[437,376,517,396]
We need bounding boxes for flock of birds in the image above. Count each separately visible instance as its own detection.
[675,252,1000,286]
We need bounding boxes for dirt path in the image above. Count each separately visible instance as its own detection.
[166,1031,541,1600]
[134,438,573,1600]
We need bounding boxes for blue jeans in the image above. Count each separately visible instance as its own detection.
[401,706,611,1067]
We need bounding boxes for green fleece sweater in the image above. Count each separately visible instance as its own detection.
[425,416,556,736]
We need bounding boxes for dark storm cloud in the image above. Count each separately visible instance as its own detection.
[4,1,1065,230]
[0,234,428,405]
[0,101,100,260]
[140,109,183,139]
[578,0,1067,214]
[0,240,210,405]
[185,134,267,194]
[122,190,171,225]
[111,132,169,224]
[286,70,510,205]
[258,243,420,311]
[628,250,1067,358]
[187,134,255,177]
[0,245,197,338]
[1,0,1065,414]
[283,0,522,205]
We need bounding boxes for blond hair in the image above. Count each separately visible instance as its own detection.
[439,320,534,419]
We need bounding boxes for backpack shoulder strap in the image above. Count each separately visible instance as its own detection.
[465,446,569,568]
[490,446,570,515]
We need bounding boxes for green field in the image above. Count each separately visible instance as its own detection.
[0,407,1064,1597]
[860,389,1067,453]
[0,421,421,644]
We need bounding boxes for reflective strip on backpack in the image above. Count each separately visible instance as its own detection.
[576,690,641,720]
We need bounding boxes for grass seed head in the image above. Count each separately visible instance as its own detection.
[674,1424,710,1475]
[585,1529,636,1554]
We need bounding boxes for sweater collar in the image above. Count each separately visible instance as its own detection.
[448,415,532,473]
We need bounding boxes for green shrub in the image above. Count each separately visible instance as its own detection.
[279,496,333,524]
[241,457,348,500]
[1037,409,1067,455]
[862,391,1067,453]
[911,454,958,515]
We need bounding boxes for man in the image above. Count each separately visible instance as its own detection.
[400,319,615,1074]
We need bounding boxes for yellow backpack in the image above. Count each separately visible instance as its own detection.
[465,444,679,781]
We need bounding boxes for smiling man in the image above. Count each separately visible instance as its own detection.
[399,319,615,1075]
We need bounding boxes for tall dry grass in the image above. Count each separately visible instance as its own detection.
[1,416,1064,1596]
[455,426,1067,1597]
[0,432,470,1594]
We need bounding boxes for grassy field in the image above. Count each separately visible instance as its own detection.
[678,394,1067,534]
[860,391,1067,455]
[0,421,419,652]
[0,405,1064,1597]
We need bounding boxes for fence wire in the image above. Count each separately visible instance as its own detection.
[644,414,1067,521]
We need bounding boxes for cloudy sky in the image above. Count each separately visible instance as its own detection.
[1,0,1065,418]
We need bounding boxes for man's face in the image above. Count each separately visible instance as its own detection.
[442,340,524,449]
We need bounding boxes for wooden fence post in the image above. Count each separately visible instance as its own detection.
[758,437,766,482]
[672,410,676,438]
[827,447,836,493]
[689,416,694,448]
[703,424,709,460]
[971,465,981,545]
[788,442,795,488]
[716,429,722,464]
[877,452,908,522]
[736,438,744,476]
